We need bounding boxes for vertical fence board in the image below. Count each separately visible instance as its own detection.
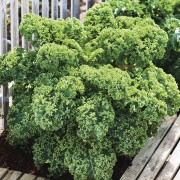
[0,0,7,55]
[10,0,19,125]
[21,0,29,50]
[86,0,94,11]
[51,0,58,19]
[42,0,49,18]
[32,0,39,15]
[32,0,39,50]
[1,86,9,130]
[0,0,8,130]
[71,0,80,18]
[60,0,67,19]
[11,0,19,49]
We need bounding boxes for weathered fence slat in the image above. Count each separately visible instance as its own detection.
[138,116,180,180]
[120,115,177,180]
[21,0,29,50]
[71,0,80,18]
[174,169,180,180]
[9,0,19,117]
[32,0,39,15]
[32,0,39,50]
[60,0,67,19]
[0,168,8,179]
[156,140,180,180]
[1,86,9,130]
[42,0,49,18]
[0,0,7,55]
[3,170,23,180]
[86,0,94,11]
[11,0,19,49]
[51,0,59,19]
[19,173,37,180]
[0,0,8,131]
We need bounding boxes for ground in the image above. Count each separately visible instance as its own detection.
[0,131,131,180]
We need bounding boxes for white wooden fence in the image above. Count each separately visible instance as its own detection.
[0,0,107,130]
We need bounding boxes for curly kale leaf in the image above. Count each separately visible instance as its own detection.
[36,43,81,74]
[7,89,39,146]
[116,16,155,29]
[134,64,180,115]
[19,13,64,47]
[64,137,116,180]
[1,3,180,179]
[76,94,115,144]
[32,75,84,131]
[84,2,117,40]
[111,115,148,157]
[108,0,145,17]
[78,65,132,100]
[19,13,86,48]
[109,0,174,21]
[86,25,168,69]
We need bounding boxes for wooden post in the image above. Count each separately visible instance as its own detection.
[32,0,39,15]
[60,0,67,19]
[0,0,7,55]
[0,0,8,131]
[11,0,19,49]
[52,0,58,19]
[32,0,39,50]
[8,0,19,127]
[21,0,29,50]
[71,0,80,18]
[42,0,49,18]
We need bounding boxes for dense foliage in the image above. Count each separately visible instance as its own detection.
[0,1,180,179]
[108,0,180,87]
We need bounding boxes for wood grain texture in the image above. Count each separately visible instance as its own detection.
[32,0,39,15]
[21,0,29,50]
[1,86,9,130]
[0,168,48,180]
[120,115,177,180]
[157,140,180,180]
[71,0,80,18]
[173,169,180,180]
[0,168,8,179]
[42,0,49,18]
[60,0,67,19]
[19,173,36,180]
[0,0,8,131]
[138,116,180,180]
[3,171,23,180]
[51,0,58,19]
[0,0,7,55]
[11,0,19,49]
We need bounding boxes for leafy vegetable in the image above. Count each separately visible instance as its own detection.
[0,1,180,179]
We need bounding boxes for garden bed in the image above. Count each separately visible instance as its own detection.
[0,131,131,180]
[0,0,180,179]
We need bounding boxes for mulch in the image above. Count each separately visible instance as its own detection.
[0,131,131,180]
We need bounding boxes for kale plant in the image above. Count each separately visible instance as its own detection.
[0,1,180,180]
[108,0,180,87]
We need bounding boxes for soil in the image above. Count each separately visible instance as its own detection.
[0,131,132,180]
